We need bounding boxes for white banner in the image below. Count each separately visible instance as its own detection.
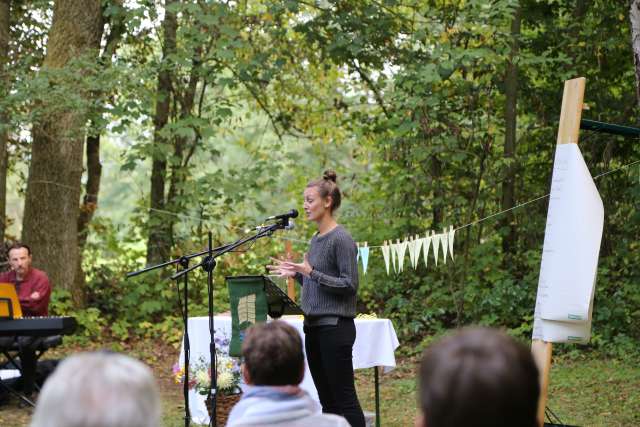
[533,144,604,344]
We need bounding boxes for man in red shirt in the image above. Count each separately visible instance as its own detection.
[0,243,51,316]
[0,242,52,399]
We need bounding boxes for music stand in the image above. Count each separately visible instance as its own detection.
[263,275,303,318]
[226,275,302,319]
[0,283,22,319]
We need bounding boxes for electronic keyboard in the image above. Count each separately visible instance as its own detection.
[0,316,77,336]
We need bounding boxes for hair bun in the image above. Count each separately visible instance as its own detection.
[322,170,337,183]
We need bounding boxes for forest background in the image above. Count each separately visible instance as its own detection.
[0,0,639,361]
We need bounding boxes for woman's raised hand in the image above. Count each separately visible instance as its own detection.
[267,257,296,278]
[267,254,313,278]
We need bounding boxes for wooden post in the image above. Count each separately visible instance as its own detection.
[285,240,296,301]
[532,77,586,427]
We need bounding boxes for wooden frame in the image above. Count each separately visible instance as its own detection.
[532,77,586,427]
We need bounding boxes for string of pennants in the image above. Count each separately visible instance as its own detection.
[356,225,456,275]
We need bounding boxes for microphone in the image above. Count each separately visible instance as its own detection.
[245,220,294,233]
[265,209,299,221]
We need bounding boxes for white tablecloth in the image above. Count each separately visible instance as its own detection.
[179,315,399,425]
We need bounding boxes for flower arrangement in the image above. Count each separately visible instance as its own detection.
[173,332,241,396]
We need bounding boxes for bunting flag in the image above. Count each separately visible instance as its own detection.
[359,243,370,275]
[381,240,391,275]
[413,234,423,269]
[390,240,398,273]
[422,233,432,269]
[431,231,441,267]
[356,225,457,274]
[396,238,409,272]
[408,235,422,270]
[440,228,449,264]
[407,236,416,269]
[448,226,455,260]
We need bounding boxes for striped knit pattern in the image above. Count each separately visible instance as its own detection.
[299,225,359,319]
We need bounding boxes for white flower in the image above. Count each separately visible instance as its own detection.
[218,371,234,390]
[196,369,209,386]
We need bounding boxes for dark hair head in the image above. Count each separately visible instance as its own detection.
[7,242,31,257]
[418,327,539,427]
[241,321,304,386]
[306,169,342,212]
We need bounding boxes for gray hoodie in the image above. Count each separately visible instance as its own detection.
[226,385,350,427]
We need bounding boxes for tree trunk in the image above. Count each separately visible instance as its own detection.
[146,0,177,265]
[0,0,9,242]
[74,131,102,305]
[74,1,126,305]
[500,5,521,256]
[21,0,103,301]
[631,0,640,108]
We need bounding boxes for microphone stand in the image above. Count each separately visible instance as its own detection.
[127,241,238,427]
[171,220,287,427]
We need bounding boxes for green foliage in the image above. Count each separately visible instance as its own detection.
[5,0,639,354]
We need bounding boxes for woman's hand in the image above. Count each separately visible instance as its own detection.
[266,258,297,278]
[267,254,313,278]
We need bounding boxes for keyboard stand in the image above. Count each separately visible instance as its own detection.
[0,374,35,407]
[0,335,62,408]
[0,339,36,407]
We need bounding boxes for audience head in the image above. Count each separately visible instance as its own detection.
[31,351,161,427]
[417,327,539,427]
[7,242,33,277]
[242,320,304,386]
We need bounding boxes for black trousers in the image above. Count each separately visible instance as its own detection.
[304,317,366,427]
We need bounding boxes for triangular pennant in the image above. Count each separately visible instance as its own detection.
[412,234,423,269]
[391,241,398,273]
[397,238,409,272]
[422,233,432,268]
[431,231,441,266]
[360,243,370,275]
[448,226,455,260]
[381,241,391,276]
[408,237,417,270]
[440,228,449,265]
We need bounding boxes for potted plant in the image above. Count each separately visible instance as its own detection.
[174,333,242,424]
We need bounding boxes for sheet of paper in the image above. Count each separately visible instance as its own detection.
[532,143,603,344]
[533,276,596,344]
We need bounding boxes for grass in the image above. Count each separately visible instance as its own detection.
[1,341,638,427]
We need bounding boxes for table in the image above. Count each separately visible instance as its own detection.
[179,315,399,425]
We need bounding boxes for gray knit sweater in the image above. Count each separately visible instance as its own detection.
[296,225,358,325]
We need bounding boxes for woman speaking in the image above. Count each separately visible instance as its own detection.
[269,170,365,427]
